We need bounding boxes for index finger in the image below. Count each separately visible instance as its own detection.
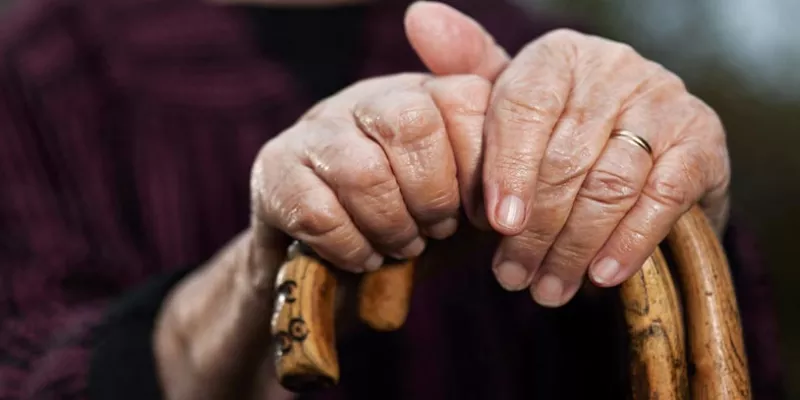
[483,30,575,234]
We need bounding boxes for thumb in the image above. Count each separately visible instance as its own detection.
[404,1,510,81]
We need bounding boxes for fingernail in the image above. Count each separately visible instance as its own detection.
[425,218,458,239]
[533,274,564,307]
[494,260,530,291]
[397,237,426,259]
[365,253,384,271]
[496,195,525,230]
[591,258,620,285]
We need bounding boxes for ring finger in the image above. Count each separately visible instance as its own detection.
[531,127,654,306]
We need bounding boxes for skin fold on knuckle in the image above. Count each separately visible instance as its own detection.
[493,83,563,128]
[688,98,731,190]
[541,242,592,280]
[492,150,539,194]
[645,153,703,211]
[537,144,594,189]
[579,168,641,209]
[345,176,420,248]
[275,185,344,240]
[502,228,556,266]
[614,217,655,261]
[353,90,441,149]
[535,28,581,63]
[417,182,460,222]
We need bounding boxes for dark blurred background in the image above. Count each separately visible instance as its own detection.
[1,0,797,396]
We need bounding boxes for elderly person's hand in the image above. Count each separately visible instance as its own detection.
[406,2,731,307]
[154,72,492,400]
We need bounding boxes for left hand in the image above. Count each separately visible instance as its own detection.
[406,2,731,307]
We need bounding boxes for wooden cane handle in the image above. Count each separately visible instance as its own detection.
[272,242,416,392]
[667,206,751,399]
[358,259,416,331]
[271,243,340,392]
[620,246,689,399]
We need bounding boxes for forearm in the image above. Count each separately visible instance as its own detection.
[153,231,294,400]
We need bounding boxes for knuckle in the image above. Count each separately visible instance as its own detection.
[493,152,538,192]
[617,220,650,254]
[344,73,429,97]
[301,99,331,120]
[251,140,290,215]
[354,91,441,146]
[279,188,344,238]
[335,149,396,194]
[611,41,638,59]
[501,233,550,267]
[688,96,725,138]
[645,171,694,209]
[659,67,687,91]
[512,209,566,252]
[396,106,440,144]
[553,241,587,261]
[547,242,592,273]
[420,186,460,215]
[359,173,402,204]
[337,238,371,262]
[645,64,686,94]
[494,85,564,127]
[580,168,640,207]
[538,146,592,188]
[406,182,460,223]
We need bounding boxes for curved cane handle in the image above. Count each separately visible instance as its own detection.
[358,259,416,331]
[621,205,752,399]
[667,206,751,399]
[271,244,340,392]
[621,246,688,399]
[271,242,416,392]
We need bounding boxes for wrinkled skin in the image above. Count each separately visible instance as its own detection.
[154,2,730,399]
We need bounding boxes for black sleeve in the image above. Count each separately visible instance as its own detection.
[88,266,197,400]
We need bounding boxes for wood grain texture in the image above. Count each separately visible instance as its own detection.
[271,246,339,392]
[358,259,416,331]
[667,206,752,399]
[271,206,753,396]
[621,246,689,399]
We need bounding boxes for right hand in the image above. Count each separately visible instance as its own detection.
[253,73,495,270]
[153,72,493,400]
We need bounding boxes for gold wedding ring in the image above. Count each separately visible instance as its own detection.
[610,129,653,156]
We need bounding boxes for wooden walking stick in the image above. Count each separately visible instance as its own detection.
[270,241,415,392]
[271,206,753,398]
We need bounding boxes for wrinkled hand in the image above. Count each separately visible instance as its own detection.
[155,71,492,400]
[251,73,491,271]
[406,2,731,307]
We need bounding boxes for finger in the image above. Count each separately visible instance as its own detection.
[589,98,727,287]
[490,37,654,292]
[254,137,383,273]
[299,118,426,260]
[404,1,509,80]
[353,85,461,239]
[482,30,575,236]
[531,134,654,306]
[425,75,493,228]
